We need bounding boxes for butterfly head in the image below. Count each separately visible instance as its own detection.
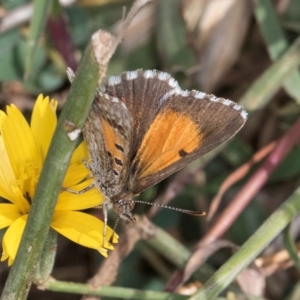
[113,198,136,221]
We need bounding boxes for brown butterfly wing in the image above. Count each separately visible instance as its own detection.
[83,91,132,197]
[129,90,247,194]
[102,69,179,157]
[100,69,246,197]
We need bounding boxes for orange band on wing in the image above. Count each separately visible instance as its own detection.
[100,117,126,173]
[100,118,116,154]
[136,109,203,178]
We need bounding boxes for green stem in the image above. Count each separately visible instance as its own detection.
[34,229,57,284]
[0,43,99,300]
[239,35,300,111]
[45,279,188,300]
[189,185,300,299]
[146,226,214,282]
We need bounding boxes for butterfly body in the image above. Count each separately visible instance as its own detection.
[82,69,247,221]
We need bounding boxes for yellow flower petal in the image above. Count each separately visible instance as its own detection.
[0,136,16,200]
[0,105,40,178]
[1,215,27,266]
[63,164,90,188]
[30,95,57,161]
[69,141,89,165]
[63,141,90,187]
[57,179,103,211]
[0,105,41,198]
[51,211,117,256]
[0,95,119,265]
[0,204,22,229]
[0,137,29,213]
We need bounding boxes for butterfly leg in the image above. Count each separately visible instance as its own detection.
[102,199,113,246]
[61,183,95,194]
[82,158,93,172]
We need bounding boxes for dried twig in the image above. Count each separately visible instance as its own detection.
[165,240,238,292]
[82,216,155,300]
[198,116,300,248]
[207,140,278,221]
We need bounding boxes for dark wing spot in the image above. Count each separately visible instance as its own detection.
[112,119,118,129]
[179,149,188,157]
[113,169,119,176]
[115,143,124,153]
[106,117,112,125]
[107,151,112,158]
[115,158,123,166]
[118,125,125,136]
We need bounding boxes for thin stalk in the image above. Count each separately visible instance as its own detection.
[239,35,300,111]
[45,279,188,300]
[0,43,99,300]
[189,185,300,299]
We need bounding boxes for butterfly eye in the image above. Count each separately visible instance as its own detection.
[113,199,135,221]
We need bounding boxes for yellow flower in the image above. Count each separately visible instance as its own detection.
[0,95,118,265]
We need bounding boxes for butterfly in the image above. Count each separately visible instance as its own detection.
[78,69,247,223]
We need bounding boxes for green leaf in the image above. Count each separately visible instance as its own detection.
[0,30,22,80]
[66,6,91,47]
[239,35,300,111]
[156,0,196,70]
[1,0,29,10]
[253,0,300,103]
[25,0,51,78]
[269,145,300,182]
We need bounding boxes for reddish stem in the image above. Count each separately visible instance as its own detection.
[47,11,77,71]
[198,116,300,247]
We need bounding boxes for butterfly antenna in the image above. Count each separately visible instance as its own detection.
[133,200,206,216]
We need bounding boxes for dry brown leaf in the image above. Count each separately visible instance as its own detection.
[177,281,202,296]
[117,2,155,54]
[255,241,300,277]
[182,0,251,92]
[166,240,238,291]
[82,216,156,300]
[207,141,277,221]
[236,263,266,297]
